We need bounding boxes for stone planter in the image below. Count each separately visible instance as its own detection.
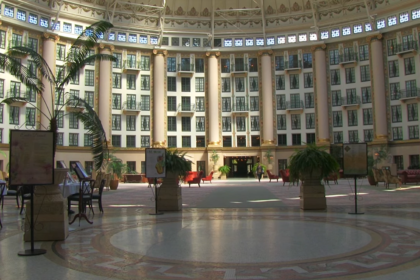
[300,171,326,210]
[157,172,182,211]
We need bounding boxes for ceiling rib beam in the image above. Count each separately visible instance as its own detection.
[260,0,266,41]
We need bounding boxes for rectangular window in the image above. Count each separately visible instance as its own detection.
[140,56,150,71]
[409,155,420,168]
[69,133,79,146]
[12,34,23,46]
[112,73,121,88]
[180,58,191,71]
[85,70,94,86]
[181,77,191,92]
[250,97,259,111]
[249,77,258,92]
[167,57,176,72]
[220,136,231,148]
[57,133,63,146]
[278,134,287,146]
[168,116,177,131]
[392,127,403,140]
[407,103,418,121]
[303,73,313,88]
[331,70,340,85]
[406,80,417,97]
[141,136,150,148]
[388,60,399,78]
[126,135,136,147]
[292,134,301,145]
[303,53,312,68]
[126,115,136,131]
[404,57,415,75]
[334,132,343,143]
[237,136,246,147]
[359,45,369,61]
[55,110,64,128]
[56,44,66,61]
[290,74,299,89]
[345,68,355,83]
[394,155,404,170]
[167,77,176,91]
[291,114,301,129]
[0,80,3,98]
[222,97,231,112]
[56,66,65,83]
[364,129,373,142]
[236,117,246,131]
[277,114,286,130]
[167,96,177,111]
[182,117,191,132]
[391,105,402,122]
[360,65,370,82]
[196,117,205,132]
[0,105,3,123]
[195,58,204,73]
[84,134,93,147]
[112,94,121,109]
[387,39,397,56]
[196,97,204,112]
[408,126,419,139]
[348,110,358,126]
[235,77,245,92]
[306,113,315,129]
[250,116,259,131]
[333,111,342,127]
[276,75,285,90]
[141,116,150,131]
[276,94,286,110]
[251,135,260,147]
[329,50,339,65]
[55,90,64,105]
[196,136,205,147]
[222,78,231,92]
[0,31,6,49]
[69,112,79,129]
[182,136,191,148]
[235,97,246,111]
[306,133,316,144]
[127,74,136,90]
[221,59,230,73]
[234,58,246,72]
[126,54,137,68]
[140,75,150,90]
[361,87,371,103]
[222,117,231,132]
[113,53,122,68]
[112,115,121,130]
[195,77,204,92]
[363,108,373,125]
[275,56,284,71]
[181,97,191,111]
[9,106,19,125]
[305,92,314,108]
[25,108,36,127]
[168,136,177,148]
[390,83,400,100]
[140,95,150,111]
[112,135,121,147]
[249,58,258,72]
[349,130,359,143]
[85,49,95,66]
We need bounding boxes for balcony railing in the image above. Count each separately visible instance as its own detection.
[396,41,418,54]
[66,98,85,108]
[6,90,25,99]
[341,95,361,107]
[232,103,249,112]
[123,60,141,70]
[177,64,195,72]
[122,101,141,111]
[285,60,302,70]
[286,100,304,110]
[400,88,420,100]
[177,103,196,113]
[339,53,358,64]
[231,64,248,72]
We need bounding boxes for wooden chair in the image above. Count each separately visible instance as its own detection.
[279,169,294,186]
[68,179,95,225]
[382,168,402,189]
[92,179,106,213]
[266,170,279,182]
[201,171,214,183]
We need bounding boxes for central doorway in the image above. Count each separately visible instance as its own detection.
[225,157,255,178]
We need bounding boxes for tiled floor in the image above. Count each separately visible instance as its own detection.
[2,178,420,279]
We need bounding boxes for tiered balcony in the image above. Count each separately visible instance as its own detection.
[339,52,358,66]
[177,103,196,115]
[284,60,302,73]
[396,41,418,56]
[5,90,27,106]
[122,101,141,114]
[231,63,248,76]
[123,60,141,72]
[341,95,360,109]
[232,103,249,115]
[399,88,420,101]
[66,98,85,112]
[286,100,304,112]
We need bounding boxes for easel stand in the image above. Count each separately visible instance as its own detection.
[18,185,47,256]
[150,178,163,215]
[349,176,364,215]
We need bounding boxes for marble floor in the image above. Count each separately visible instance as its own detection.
[2,178,420,279]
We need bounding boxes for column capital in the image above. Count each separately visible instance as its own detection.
[43,32,60,42]
[152,141,166,148]
[206,51,220,57]
[98,43,114,51]
[258,49,273,56]
[311,44,327,52]
[318,138,331,144]
[153,49,167,56]
[367,34,383,43]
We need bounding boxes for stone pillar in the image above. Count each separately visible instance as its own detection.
[152,49,167,147]
[206,51,220,147]
[312,44,330,144]
[259,50,275,146]
[368,34,388,142]
[40,33,59,130]
[98,43,114,141]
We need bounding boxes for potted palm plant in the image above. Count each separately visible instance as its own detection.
[158,149,192,211]
[106,154,128,190]
[218,165,231,179]
[289,143,340,210]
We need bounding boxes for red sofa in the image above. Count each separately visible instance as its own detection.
[185,171,204,187]
[398,170,420,184]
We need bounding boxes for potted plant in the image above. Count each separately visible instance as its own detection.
[367,146,389,185]
[218,165,231,179]
[106,154,128,190]
[158,149,192,211]
[289,143,340,210]
[252,163,267,178]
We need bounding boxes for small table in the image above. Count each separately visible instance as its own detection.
[69,179,95,225]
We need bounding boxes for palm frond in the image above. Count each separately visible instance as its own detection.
[72,97,109,171]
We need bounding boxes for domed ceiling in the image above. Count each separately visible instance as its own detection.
[17,0,420,39]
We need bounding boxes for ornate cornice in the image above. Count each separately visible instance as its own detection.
[205,51,220,57]
[152,49,167,56]
[311,44,327,52]
[367,34,383,43]
[43,32,59,42]
[99,43,114,51]
[258,50,273,56]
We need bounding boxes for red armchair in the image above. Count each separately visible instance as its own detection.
[187,171,204,187]
[202,171,214,183]
[279,169,297,186]
[267,170,279,182]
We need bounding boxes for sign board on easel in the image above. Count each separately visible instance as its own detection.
[342,143,368,176]
[145,148,166,178]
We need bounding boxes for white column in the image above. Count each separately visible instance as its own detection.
[260,51,275,146]
[98,44,113,141]
[369,35,388,142]
[207,52,220,147]
[313,45,330,144]
[40,33,58,130]
[152,49,166,147]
